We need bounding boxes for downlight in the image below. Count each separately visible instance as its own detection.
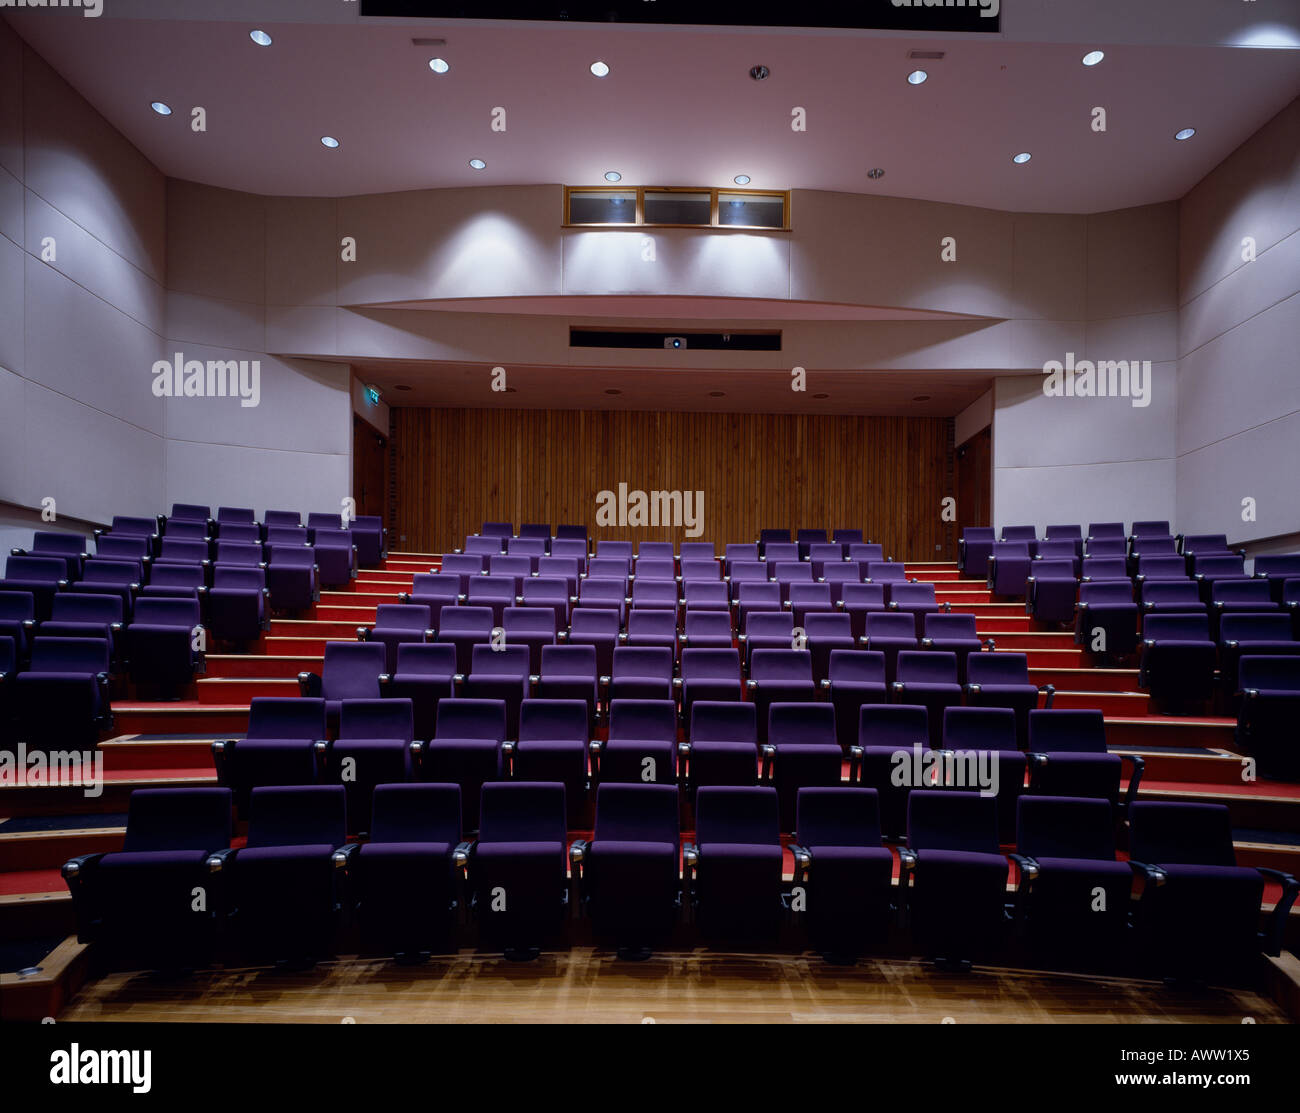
[429,58,449,74]
[150,101,172,116]
[604,171,622,182]
[469,158,486,170]
[1082,50,1105,66]
[1013,152,1032,164]
[321,136,340,148]
[250,29,272,47]
[1174,128,1196,141]
[907,69,928,85]
[590,61,610,77]
[734,174,751,185]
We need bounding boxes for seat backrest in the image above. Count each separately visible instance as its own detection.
[788,582,832,606]
[1140,580,1199,605]
[1001,525,1037,543]
[435,698,507,741]
[922,612,979,640]
[579,578,626,605]
[170,503,211,521]
[826,649,885,684]
[123,787,232,853]
[895,650,957,685]
[808,543,845,564]
[322,642,387,694]
[1218,613,1293,644]
[1026,708,1106,754]
[679,559,720,582]
[942,706,1017,752]
[631,580,678,606]
[217,506,256,525]
[1029,558,1077,579]
[729,561,770,586]
[1084,538,1127,558]
[679,543,715,562]
[212,541,263,567]
[690,700,756,743]
[695,786,780,846]
[634,558,676,581]
[796,529,827,545]
[627,609,675,637]
[469,643,528,677]
[607,698,677,741]
[266,526,310,547]
[848,543,885,563]
[49,593,122,623]
[5,555,66,582]
[596,540,632,562]
[212,566,264,591]
[157,539,209,564]
[1192,553,1245,578]
[737,582,781,608]
[772,562,812,585]
[832,529,863,545]
[1035,541,1078,562]
[1131,535,1177,556]
[890,583,936,606]
[165,521,210,541]
[0,591,34,620]
[796,787,882,847]
[745,611,793,637]
[804,612,852,639]
[308,511,348,532]
[612,645,672,679]
[518,698,588,741]
[724,543,759,565]
[537,556,579,580]
[246,785,347,849]
[585,558,628,583]
[864,612,917,640]
[1256,554,1300,579]
[1211,579,1274,605]
[1086,522,1125,539]
[441,553,485,577]
[1079,579,1133,605]
[683,581,729,608]
[216,524,260,544]
[1081,557,1130,581]
[842,582,886,607]
[593,783,680,846]
[370,783,461,845]
[109,516,159,538]
[31,531,89,557]
[468,575,516,600]
[1016,795,1116,860]
[465,536,504,557]
[394,642,458,676]
[1137,555,1188,579]
[637,542,674,560]
[684,610,731,637]
[568,607,619,636]
[503,606,556,636]
[1131,520,1170,536]
[1044,524,1082,542]
[681,647,740,679]
[80,558,139,585]
[437,606,494,636]
[132,597,200,627]
[907,789,999,853]
[29,636,110,675]
[1128,801,1237,867]
[763,543,798,563]
[540,643,596,678]
[1143,614,1211,642]
[263,510,302,528]
[1237,655,1300,691]
[965,651,1029,685]
[374,603,433,631]
[411,572,462,599]
[248,696,327,740]
[859,703,929,748]
[750,648,813,682]
[550,539,588,562]
[339,697,414,742]
[489,555,532,580]
[481,522,513,538]
[767,702,836,747]
[1180,533,1229,555]
[479,781,567,844]
[865,562,908,583]
[96,536,150,562]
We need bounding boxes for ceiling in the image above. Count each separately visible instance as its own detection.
[365,296,989,320]
[8,1,1300,212]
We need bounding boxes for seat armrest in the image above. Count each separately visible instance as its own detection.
[1257,868,1299,957]
[356,626,370,641]
[760,743,775,781]
[1040,682,1055,708]
[205,847,239,873]
[848,745,863,782]
[298,671,322,697]
[1119,753,1144,809]
[788,843,812,884]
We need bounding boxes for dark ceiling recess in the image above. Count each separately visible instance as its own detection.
[359,2,999,32]
[570,329,781,351]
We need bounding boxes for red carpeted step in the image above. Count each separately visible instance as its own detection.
[111,704,250,737]
[98,737,220,772]
[269,619,371,639]
[316,603,382,622]
[1103,716,1236,750]
[205,654,322,679]
[1048,690,1150,715]
[197,677,297,704]
[1030,667,1139,692]
[945,606,1032,624]
[979,630,1081,650]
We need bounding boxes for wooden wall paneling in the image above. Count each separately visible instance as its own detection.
[392,408,954,560]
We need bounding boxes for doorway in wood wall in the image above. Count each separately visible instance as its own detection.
[955,426,991,531]
[353,415,388,520]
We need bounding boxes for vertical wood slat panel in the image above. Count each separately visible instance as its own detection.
[392,408,954,561]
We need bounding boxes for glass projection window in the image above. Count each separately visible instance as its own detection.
[717,192,785,228]
[643,189,712,226]
[568,189,637,225]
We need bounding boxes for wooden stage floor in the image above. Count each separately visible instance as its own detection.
[58,950,1289,1024]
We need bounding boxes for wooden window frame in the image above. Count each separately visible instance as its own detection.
[564,186,791,231]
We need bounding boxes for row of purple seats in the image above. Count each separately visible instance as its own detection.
[68,781,1295,972]
[0,633,113,745]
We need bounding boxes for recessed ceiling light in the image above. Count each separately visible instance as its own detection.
[604,171,622,182]
[429,57,449,74]
[469,158,486,170]
[1081,50,1105,66]
[907,69,928,85]
[1174,128,1196,141]
[734,174,751,185]
[708,391,725,397]
[249,29,272,47]
[393,385,412,392]
[867,168,885,180]
[1012,152,1032,164]
[150,101,172,116]
[590,61,610,77]
[812,393,830,400]
[321,136,340,149]
[749,65,770,81]
[604,388,622,395]
[912,395,931,402]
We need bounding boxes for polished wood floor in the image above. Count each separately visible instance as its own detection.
[59,951,1288,1024]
